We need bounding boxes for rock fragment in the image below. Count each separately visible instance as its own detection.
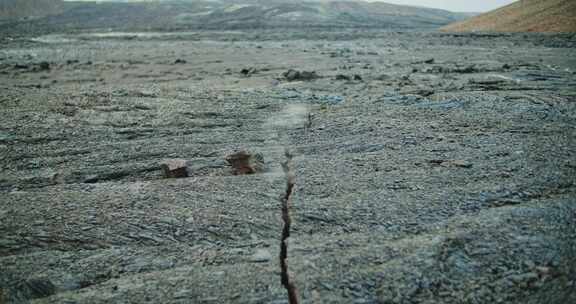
[335,74,351,81]
[225,151,265,175]
[283,69,318,81]
[160,159,189,178]
[37,61,50,71]
[241,67,258,76]
[250,249,272,263]
[450,160,473,168]
[507,272,539,286]
[375,74,391,81]
[334,74,362,81]
[13,64,29,70]
[415,88,434,97]
[429,159,473,168]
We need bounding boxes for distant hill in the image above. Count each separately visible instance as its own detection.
[1,0,470,34]
[0,0,65,22]
[442,0,576,33]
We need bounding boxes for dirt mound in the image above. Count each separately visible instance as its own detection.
[442,0,576,33]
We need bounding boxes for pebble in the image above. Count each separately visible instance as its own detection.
[508,272,539,285]
[535,266,551,276]
[249,249,272,263]
[451,160,473,168]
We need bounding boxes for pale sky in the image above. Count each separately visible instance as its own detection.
[368,0,518,12]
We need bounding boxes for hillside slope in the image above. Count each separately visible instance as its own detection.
[442,0,576,33]
[1,0,469,34]
[0,0,65,22]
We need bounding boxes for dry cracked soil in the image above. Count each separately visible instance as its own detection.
[1,30,575,304]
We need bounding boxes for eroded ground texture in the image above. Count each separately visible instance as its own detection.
[1,31,575,304]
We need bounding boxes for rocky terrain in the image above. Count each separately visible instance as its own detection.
[0,0,470,36]
[0,29,575,303]
[442,0,576,33]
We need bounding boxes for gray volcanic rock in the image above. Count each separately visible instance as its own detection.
[0,28,575,304]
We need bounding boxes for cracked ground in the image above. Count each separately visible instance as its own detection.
[1,31,575,303]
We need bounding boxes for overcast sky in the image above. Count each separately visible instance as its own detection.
[369,0,517,12]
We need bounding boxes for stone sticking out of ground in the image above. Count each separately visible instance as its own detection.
[225,151,265,175]
[250,249,272,263]
[335,74,363,82]
[38,61,50,71]
[12,62,50,73]
[160,159,189,178]
[241,67,258,76]
[283,69,318,82]
[428,159,473,168]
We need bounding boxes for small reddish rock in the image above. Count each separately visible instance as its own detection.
[225,151,264,175]
[160,159,189,178]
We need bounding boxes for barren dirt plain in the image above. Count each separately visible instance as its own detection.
[1,30,575,303]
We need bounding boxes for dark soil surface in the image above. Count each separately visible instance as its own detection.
[1,30,575,304]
